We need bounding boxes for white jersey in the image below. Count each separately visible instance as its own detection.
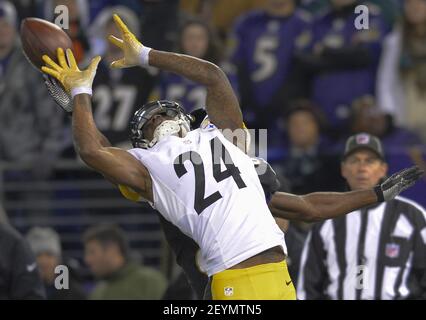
[127,121,286,276]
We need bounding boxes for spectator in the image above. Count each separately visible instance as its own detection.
[87,6,156,149]
[10,0,41,21]
[298,0,329,14]
[139,0,180,52]
[300,0,400,28]
[298,133,426,299]
[347,95,426,208]
[26,227,86,300]
[274,100,345,194]
[0,222,45,299]
[274,100,344,286]
[180,0,267,41]
[296,0,388,137]
[228,0,312,145]
[377,0,426,143]
[150,18,224,113]
[83,224,167,300]
[0,1,64,178]
[42,0,142,27]
[348,95,423,154]
[89,4,140,57]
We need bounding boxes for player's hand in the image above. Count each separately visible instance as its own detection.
[374,166,424,202]
[43,75,73,113]
[41,48,101,96]
[108,14,146,69]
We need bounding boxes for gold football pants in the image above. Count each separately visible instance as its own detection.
[211,260,296,300]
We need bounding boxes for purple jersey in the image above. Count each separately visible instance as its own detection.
[156,72,207,113]
[91,61,154,146]
[230,9,312,108]
[309,5,387,128]
[156,66,239,113]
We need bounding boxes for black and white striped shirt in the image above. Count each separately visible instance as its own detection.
[297,196,426,300]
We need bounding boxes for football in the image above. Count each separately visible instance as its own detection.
[20,17,73,70]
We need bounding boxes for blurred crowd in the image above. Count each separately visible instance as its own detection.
[0,0,426,299]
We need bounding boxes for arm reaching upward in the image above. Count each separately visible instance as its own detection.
[72,94,152,200]
[108,14,244,133]
[41,48,153,202]
[43,75,112,148]
[148,51,243,131]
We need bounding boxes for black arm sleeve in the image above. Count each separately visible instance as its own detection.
[298,225,330,299]
[9,237,45,299]
[158,215,208,299]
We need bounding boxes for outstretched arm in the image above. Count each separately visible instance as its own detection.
[41,48,153,202]
[44,76,112,148]
[72,94,151,200]
[108,14,244,132]
[269,190,377,222]
[269,166,424,222]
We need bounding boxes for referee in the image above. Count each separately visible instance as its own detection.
[298,133,426,300]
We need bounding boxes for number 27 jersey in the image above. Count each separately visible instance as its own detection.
[127,122,286,276]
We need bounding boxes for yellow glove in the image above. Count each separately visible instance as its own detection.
[41,48,101,98]
[108,14,151,68]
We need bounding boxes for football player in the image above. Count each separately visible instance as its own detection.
[41,14,423,300]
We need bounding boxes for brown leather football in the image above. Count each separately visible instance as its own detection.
[20,17,73,70]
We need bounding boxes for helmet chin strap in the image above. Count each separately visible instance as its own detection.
[148,119,188,148]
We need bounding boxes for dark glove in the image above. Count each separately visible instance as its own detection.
[189,108,207,129]
[43,75,73,113]
[252,158,281,198]
[374,166,424,202]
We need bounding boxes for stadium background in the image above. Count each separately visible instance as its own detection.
[0,0,425,299]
